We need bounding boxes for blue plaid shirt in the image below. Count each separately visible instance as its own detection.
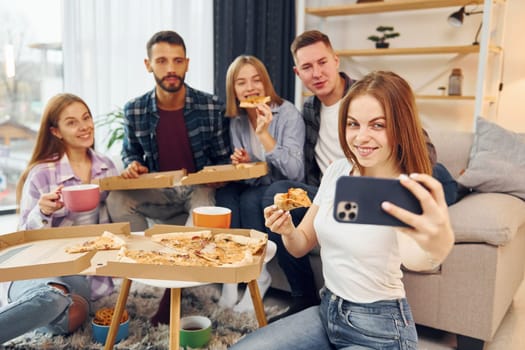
[121,85,231,172]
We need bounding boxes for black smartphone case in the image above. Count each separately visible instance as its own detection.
[333,176,422,227]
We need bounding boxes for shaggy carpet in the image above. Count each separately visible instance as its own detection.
[2,281,287,350]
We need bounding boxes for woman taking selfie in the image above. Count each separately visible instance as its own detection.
[230,71,454,349]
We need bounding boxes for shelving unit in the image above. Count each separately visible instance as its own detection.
[300,0,507,128]
[305,0,487,17]
[335,45,500,57]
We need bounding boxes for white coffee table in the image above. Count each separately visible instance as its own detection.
[104,241,277,350]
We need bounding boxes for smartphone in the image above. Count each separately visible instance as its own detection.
[333,176,422,227]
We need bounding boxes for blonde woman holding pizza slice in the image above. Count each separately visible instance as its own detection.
[215,55,305,312]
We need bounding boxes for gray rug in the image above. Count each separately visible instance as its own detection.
[2,281,287,350]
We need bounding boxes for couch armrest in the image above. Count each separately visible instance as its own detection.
[449,192,525,245]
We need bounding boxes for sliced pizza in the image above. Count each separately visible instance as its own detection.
[151,230,212,251]
[149,230,266,267]
[65,231,126,253]
[213,233,267,255]
[239,96,271,108]
[274,188,312,211]
[117,247,212,266]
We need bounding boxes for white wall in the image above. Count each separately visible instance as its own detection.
[494,0,525,132]
[301,0,525,132]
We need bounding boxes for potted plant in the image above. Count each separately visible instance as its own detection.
[95,108,125,151]
[367,26,400,49]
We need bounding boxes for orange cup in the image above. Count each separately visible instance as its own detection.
[192,206,231,228]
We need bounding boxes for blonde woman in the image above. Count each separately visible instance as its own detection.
[215,55,305,312]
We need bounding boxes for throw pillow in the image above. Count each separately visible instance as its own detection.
[457,117,525,200]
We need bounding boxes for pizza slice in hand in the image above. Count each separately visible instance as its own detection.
[274,188,312,211]
[65,231,126,253]
[239,96,271,108]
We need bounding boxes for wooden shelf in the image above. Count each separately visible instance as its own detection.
[336,45,501,57]
[302,0,505,123]
[416,95,475,100]
[306,0,484,17]
[416,95,496,102]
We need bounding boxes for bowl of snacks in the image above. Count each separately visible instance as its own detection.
[92,307,129,344]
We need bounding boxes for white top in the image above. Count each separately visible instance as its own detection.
[313,158,405,302]
[314,101,345,175]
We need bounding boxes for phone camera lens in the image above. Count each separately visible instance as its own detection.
[344,202,352,210]
[338,212,346,220]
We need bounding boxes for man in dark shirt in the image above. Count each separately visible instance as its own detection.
[106,31,231,326]
[107,30,231,231]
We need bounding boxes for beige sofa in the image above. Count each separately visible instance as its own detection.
[268,130,525,350]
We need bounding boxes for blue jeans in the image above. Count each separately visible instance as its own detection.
[261,180,318,298]
[215,182,268,231]
[230,287,418,350]
[0,276,90,344]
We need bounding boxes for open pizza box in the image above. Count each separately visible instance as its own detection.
[0,223,266,284]
[180,162,267,186]
[94,224,267,284]
[0,222,131,282]
[92,162,267,191]
[93,170,186,191]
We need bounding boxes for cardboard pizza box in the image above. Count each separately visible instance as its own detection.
[0,222,130,282]
[93,170,186,191]
[1,222,266,284]
[94,224,267,284]
[92,162,267,190]
[180,162,268,186]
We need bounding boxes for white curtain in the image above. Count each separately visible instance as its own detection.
[62,0,213,124]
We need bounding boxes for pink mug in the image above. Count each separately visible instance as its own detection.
[61,184,100,212]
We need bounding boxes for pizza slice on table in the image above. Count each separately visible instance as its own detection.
[274,188,312,211]
[239,96,270,108]
[148,230,267,266]
[65,231,126,253]
[213,233,267,255]
[150,230,213,252]
[117,247,212,266]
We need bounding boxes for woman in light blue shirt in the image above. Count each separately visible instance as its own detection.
[215,55,305,311]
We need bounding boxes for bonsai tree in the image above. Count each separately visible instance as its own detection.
[367,26,400,48]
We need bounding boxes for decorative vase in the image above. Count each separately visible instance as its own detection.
[375,42,389,49]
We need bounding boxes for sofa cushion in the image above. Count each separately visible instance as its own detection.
[427,130,472,179]
[457,117,525,200]
[449,192,525,245]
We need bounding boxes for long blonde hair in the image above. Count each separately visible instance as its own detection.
[16,93,94,205]
[224,55,283,117]
[338,71,432,176]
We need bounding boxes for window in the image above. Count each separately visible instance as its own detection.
[0,0,63,212]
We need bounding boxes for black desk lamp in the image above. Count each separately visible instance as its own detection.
[448,6,484,45]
